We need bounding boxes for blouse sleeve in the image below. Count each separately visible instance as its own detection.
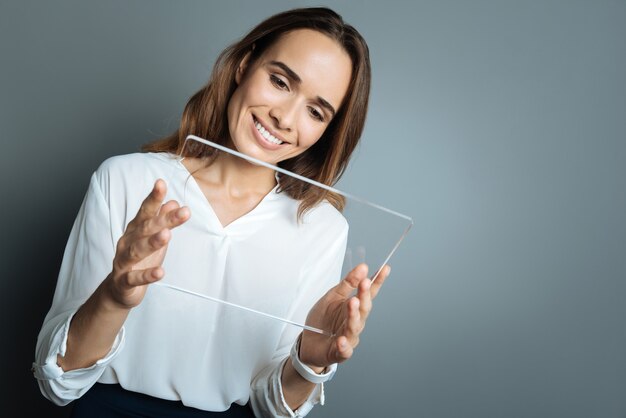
[249,216,349,418]
[32,170,125,406]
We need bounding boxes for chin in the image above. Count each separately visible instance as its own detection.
[231,140,275,165]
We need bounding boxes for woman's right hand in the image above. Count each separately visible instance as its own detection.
[104,179,190,309]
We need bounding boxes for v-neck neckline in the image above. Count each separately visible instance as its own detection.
[173,154,281,234]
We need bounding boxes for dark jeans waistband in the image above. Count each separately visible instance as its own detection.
[69,383,255,418]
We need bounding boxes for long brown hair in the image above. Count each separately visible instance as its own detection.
[143,7,371,217]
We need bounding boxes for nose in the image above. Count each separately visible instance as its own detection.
[269,99,297,132]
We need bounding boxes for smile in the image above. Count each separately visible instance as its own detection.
[254,117,284,145]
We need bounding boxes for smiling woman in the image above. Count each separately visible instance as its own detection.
[227,29,352,165]
[144,8,371,216]
[32,7,388,418]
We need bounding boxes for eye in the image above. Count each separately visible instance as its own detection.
[308,106,325,122]
[270,74,289,91]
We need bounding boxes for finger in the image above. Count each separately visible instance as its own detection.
[158,199,180,215]
[150,199,190,231]
[136,201,187,240]
[162,204,191,229]
[120,228,171,268]
[370,264,391,300]
[345,297,362,344]
[357,278,373,323]
[123,266,164,288]
[333,298,364,364]
[332,336,354,363]
[128,179,167,229]
[333,263,369,298]
[328,299,361,363]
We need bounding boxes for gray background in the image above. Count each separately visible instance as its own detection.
[1,0,624,417]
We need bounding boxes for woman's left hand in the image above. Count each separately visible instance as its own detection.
[298,263,391,370]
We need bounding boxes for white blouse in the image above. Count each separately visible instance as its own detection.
[33,152,348,417]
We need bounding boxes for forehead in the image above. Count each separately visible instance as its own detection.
[260,29,353,109]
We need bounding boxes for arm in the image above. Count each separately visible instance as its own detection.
[33,172,118,405]
[280,354,325,410]
[33,175,189,404]
[249,213,348,417]
[58,179,190,371]
[249,263,390,417]
[282,263,391,410]
[249,208,391,417]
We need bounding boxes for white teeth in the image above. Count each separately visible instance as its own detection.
[255,120,283,145]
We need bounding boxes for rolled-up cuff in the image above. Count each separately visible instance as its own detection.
[32,310,125,405]
[250,355,327,418]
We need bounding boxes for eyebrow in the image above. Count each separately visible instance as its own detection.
[268,60,337,118]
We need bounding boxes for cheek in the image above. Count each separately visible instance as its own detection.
[227,100,241,141]
[241,74,279,105]
[298,118,327,146]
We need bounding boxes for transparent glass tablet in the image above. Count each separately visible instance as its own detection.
[153,135,413,336]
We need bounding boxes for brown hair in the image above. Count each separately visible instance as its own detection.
[143,7,371,217]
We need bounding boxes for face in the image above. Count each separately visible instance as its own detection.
[227,29,353,165]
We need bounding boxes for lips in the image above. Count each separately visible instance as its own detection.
[252,116,287,147]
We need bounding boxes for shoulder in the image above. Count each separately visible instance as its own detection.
[91,152,177,203]
[93,152,176,185]
[299,200,349,239]
[95,152,176,178]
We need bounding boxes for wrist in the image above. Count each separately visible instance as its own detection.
[98,274,133,312]
[290,334,337,384]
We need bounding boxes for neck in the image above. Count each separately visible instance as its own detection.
[183,151,277,198]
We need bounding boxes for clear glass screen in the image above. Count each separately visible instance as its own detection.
[153,135,413,336]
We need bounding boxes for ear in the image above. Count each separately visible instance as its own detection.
[235,49,254,85]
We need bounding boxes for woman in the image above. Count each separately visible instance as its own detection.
[33,7,390,418]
